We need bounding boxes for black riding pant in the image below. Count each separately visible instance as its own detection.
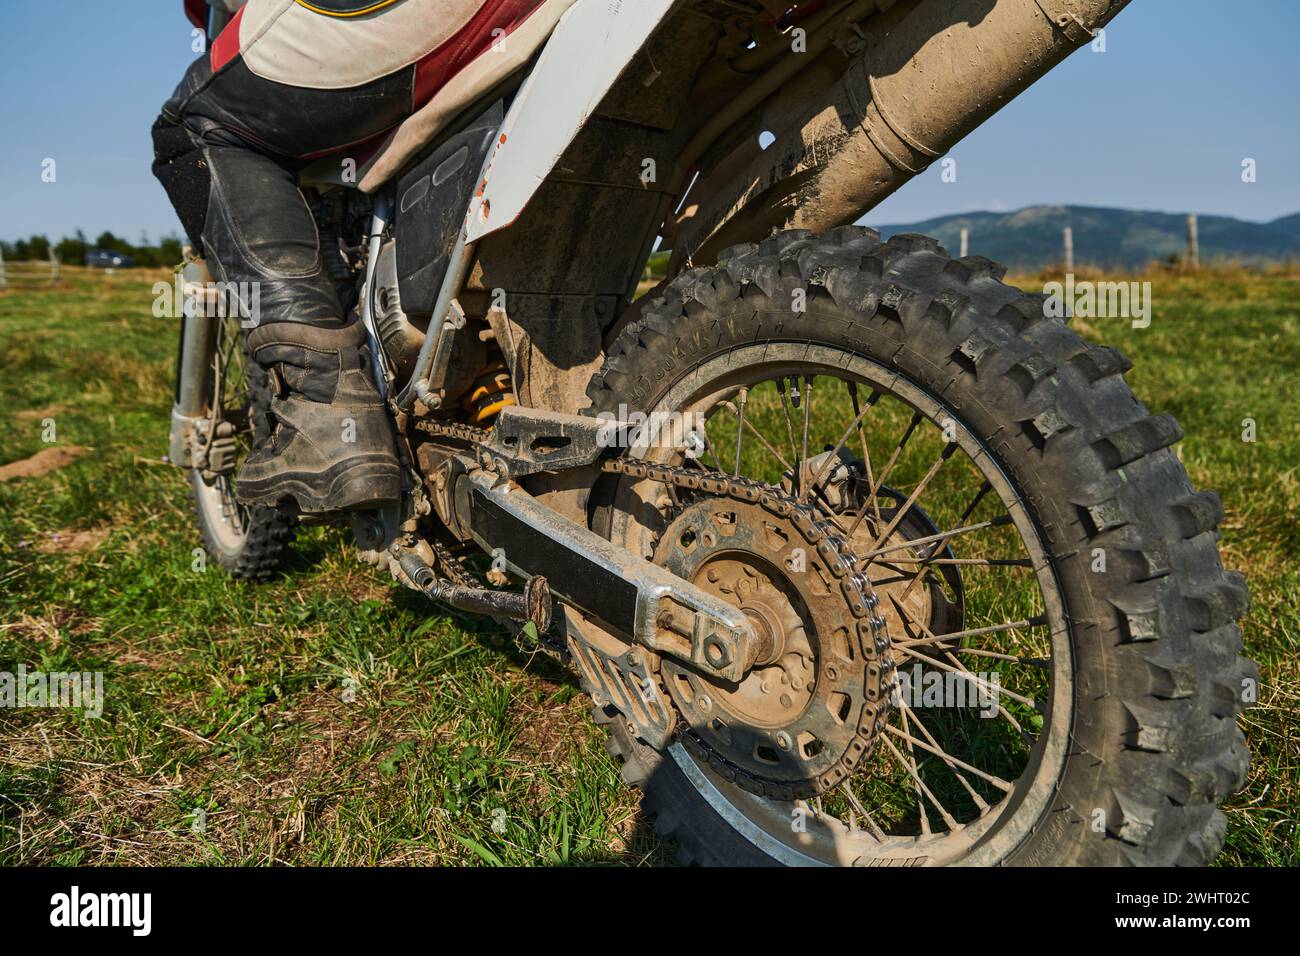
[150,55,410,326]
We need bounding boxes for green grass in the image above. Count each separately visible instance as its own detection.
[0,268,659,866]
[0,265,1295,866]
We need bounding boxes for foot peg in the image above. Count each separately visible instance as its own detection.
[397,551,552,632]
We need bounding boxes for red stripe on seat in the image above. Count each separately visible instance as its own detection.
[210,5,246,72]
[412,0,547,110]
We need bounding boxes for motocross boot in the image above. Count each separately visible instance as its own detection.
[236,318,401,513]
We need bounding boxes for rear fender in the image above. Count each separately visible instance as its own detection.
[464,0,677,243]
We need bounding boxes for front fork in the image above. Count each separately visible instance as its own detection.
[169,254,219,469]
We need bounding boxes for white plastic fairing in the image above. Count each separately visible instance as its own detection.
[463,0,677,243]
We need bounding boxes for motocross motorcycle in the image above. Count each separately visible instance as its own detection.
[170,0,1255,866]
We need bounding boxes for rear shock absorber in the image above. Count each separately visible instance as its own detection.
[461,339,517,426]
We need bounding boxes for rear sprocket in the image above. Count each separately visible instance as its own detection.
[637,476,893,801]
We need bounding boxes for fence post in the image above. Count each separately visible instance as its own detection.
[1187,213,1199,270]
[959,225,969,258]
[49,247,61,284]
[1063,226,1074,272]
[0,246,6,289]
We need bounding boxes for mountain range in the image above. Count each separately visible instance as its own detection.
[868,205,1300,270]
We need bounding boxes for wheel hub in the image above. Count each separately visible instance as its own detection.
[803,449,965,659]
[856,498,966,661]
[693,555,813,726]
[651,493,888,800]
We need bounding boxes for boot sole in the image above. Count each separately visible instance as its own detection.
[236,457,401,514]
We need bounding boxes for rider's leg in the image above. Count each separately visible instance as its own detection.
[152,1,545,511]
[151,66,401,514]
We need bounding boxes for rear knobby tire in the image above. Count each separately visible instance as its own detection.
[586,227,1255,866]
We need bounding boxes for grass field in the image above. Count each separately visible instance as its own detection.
[1,264,1296,866]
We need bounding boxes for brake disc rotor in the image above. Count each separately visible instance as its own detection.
[652,495,888,800]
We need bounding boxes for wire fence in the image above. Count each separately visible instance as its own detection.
[956,214,1205,273]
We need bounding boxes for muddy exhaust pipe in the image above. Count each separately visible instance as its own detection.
[678,0,1132,264]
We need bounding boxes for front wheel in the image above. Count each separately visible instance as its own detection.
[585,227,1254,866]
[189,313,295,580]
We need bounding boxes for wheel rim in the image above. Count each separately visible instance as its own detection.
[607,343,1073,866]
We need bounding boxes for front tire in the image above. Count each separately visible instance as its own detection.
[586,227,1255,866]
[189,317,295,580]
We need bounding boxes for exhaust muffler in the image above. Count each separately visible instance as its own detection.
[677,0,1132,264]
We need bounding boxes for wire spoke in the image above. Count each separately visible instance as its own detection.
[890,480,1003,606]
[864,442,958,555]
[702,443,726,474]
[838,782,888,842]
[798,375,813,501]
[886,718,1014,795]
[883,735,959,832]
[891,615,1048,649]
[855,514,1014,562]
[807,384,875,504]
[732,386,748,475]
[894,704,931,836]
[847,411,924,538]
[941,646,1051,669]
[895,701,992,810]
[957,480,993,525]
[721,398,792,473]
[896,644,1038,710]
[890,598,1043,735]
[777,377,801,482]
[849,382,884,531]
[884,557,1033,568]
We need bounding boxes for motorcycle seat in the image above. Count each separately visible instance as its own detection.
[215,0,576,191]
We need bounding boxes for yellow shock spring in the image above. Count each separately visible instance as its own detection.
[461,352,517,426]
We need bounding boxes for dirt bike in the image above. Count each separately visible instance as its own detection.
[168,0,1255,866]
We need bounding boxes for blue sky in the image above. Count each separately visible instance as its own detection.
[1,0,1297,244]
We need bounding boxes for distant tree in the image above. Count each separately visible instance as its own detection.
[157,235,185,266]
[24,235,52,261]
[95,231,133,255]
[56,234,88,266]
[3,227,188,268]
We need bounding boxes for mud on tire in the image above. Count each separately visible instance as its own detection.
[190,352,295,581]
[585,227,1256,866]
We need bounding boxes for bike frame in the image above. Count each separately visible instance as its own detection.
[392,0,677,410]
